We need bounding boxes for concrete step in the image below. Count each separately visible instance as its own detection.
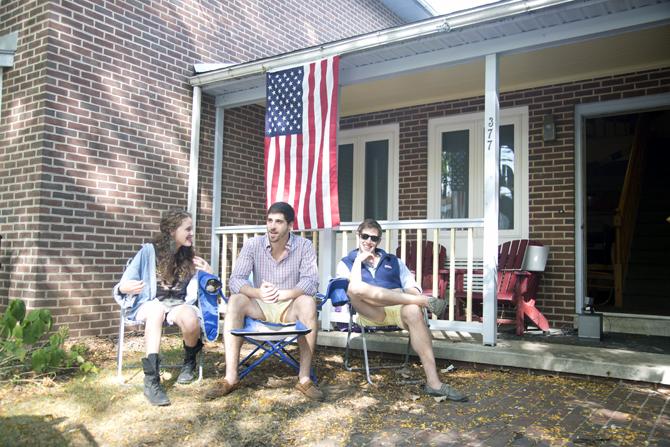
[317,330,670,385]
[603,312,670,336]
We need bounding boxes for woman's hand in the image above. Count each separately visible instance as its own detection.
[193,256,212,273]
[119,280,145,295]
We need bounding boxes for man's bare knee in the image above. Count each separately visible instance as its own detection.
[227,294,250,314]
[347,282,369,301]
[401,304,425,327]
[293,295,317,322]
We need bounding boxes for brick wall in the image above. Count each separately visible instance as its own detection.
[0,0,403,336]
[219,68,670,327]
[0,0,51,312]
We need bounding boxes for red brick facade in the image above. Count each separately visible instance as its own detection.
[0,0,403,336]
[2,0,668,335]
[222,67,670,327]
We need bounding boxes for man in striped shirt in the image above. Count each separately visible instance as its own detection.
[207,202,323,401]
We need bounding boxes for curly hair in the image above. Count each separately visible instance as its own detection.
[153,210,196,285]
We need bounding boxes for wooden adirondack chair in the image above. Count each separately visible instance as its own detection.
[396,241,449,303]
[454,239,550,335]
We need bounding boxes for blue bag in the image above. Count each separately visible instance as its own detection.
[325,277,350,307]
[197,271,223,342]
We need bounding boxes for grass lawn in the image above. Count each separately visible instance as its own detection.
[0,334,665,447]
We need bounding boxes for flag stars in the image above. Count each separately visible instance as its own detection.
[265,66,304,137]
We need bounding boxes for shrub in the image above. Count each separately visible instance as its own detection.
[0,300,97,381]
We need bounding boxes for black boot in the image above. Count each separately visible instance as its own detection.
[142,353,170,406]
[177,339,203,384]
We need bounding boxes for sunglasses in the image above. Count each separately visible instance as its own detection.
[359,233,381,243]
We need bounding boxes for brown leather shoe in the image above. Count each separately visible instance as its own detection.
[295,380,324,401]
[205,378,240,400]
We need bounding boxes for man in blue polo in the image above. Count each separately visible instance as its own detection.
[337,218,467,402]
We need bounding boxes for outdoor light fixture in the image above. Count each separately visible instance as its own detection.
[542,114,556,141]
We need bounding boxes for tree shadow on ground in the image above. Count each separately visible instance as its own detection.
[6,335,664,447]
[0,415,98,447]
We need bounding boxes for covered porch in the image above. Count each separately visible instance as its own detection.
[187,0,670,361]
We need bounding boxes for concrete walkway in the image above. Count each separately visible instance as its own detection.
[317,329,670,385]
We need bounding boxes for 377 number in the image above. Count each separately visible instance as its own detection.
[486,116,494,151]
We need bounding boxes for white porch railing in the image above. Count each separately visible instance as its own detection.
[213,218,494,344]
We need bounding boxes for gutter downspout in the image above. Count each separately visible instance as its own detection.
[210,106,224,273]
[189,0,573,87]
[188,86,202,233]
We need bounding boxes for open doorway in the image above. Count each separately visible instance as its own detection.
[585,110,670,315]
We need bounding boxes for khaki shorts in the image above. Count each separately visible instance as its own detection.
[255,299,292,324]
[356,304,405,330]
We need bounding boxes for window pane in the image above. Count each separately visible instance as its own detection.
[364,139,388,220]
[499,124,515,230]
[338,143,353,222]
[441,130,469,219]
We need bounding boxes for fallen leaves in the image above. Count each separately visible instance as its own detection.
[0,335,665,447]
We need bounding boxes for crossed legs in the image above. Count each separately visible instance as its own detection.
[346,256,444,390]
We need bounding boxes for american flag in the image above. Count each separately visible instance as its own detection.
[264,56,340,230]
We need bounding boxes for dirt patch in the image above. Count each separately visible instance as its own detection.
[0,334,666,446]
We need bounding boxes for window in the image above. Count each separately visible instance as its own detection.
[428,107,529,240]
[337,124,399,222]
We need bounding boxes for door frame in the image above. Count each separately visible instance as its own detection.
[337,123,400,222]
[574,92,670,314]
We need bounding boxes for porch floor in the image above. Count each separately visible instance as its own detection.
[317,327,670,385]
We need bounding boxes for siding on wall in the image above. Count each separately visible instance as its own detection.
[0,0,403,337]
[222,67,670,327]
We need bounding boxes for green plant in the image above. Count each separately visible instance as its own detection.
[0,299,97,381]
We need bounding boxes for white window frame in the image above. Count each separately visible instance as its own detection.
[427,106,529,242]
[337,123,400,222]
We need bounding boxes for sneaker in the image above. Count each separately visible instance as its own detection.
[295,380,324,401]
[424,383,468,402]
[426,296,448,318]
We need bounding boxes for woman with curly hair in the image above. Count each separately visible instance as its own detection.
[113,210,211,406]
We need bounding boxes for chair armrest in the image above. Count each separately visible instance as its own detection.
[513,271,540,298]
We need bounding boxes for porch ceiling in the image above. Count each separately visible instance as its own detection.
[191,0,670,115]
[342,25,670,116]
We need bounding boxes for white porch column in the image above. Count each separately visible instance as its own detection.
[210,106,225,272]
[482,53,500,346]
[188,86,202,232]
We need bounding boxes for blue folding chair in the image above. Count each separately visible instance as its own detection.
[324,278,411,385]
[230,316,316,382]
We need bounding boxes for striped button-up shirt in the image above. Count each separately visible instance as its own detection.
[228,233,318,296]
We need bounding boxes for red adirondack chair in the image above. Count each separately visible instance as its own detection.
[454,239,550,335]
[396,241,449,304]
